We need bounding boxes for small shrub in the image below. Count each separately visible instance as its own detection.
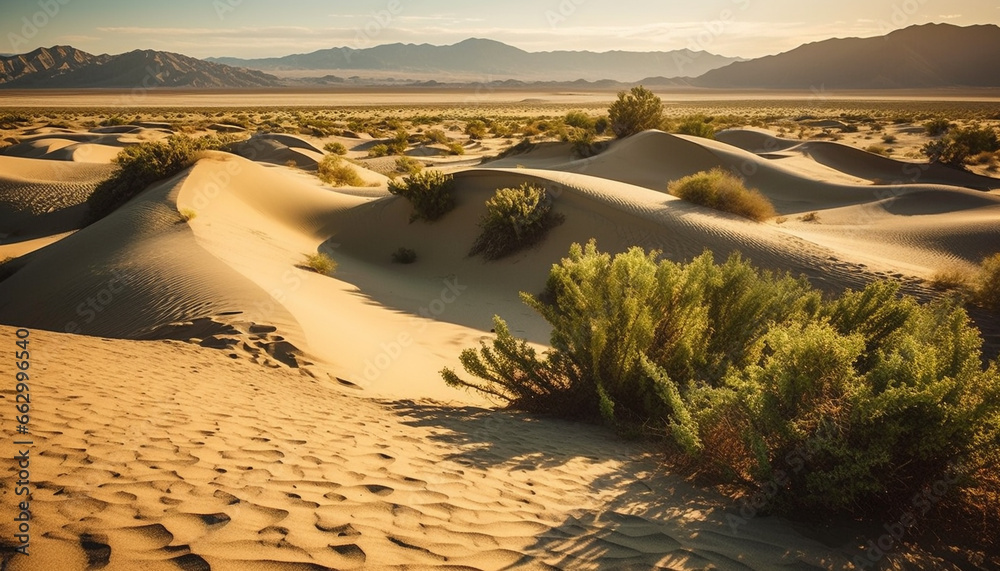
[929,266,973,293]
[800,212,820,222]
[491,138,535,161]
[925,118,952,136]
[303,252,337,275]
[368,143,391,158]
[564,111,595,130]
[391,247,417,264]
[465,120,488,140]
[881,134,897,144]
[593,116,610,135]
[394,156,423,176]
[318,155,364,187]
[445,141,465,156]
[324,141,348,155]
[865,144,890,156]
[423,129,449,145]
[469,184,564,260]
[179,208,197,222]
[388,129,409,154]
[387,170,455,222]
[570,130,603,158]
[973,253,1000,310]
[668,168,776,222]
[99,115,131,127]
[608,86,664,139]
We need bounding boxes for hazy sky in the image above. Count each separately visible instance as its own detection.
[2,0,997,58]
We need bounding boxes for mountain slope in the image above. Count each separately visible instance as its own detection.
[0,46,108,84]
[1,48,282,89]
[694,23,1000,89]
[208,38,739,82]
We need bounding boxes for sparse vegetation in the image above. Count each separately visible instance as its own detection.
[391,247,418,264]
[922,124,1000,167]
[608,86,664,139]
[387,170,456,222]
[668,168,776,222]
[303,252,337,275]
[179,208,197,222]
[443,241,1000,519]
[318,155,365,187]
[800,211,820,222]
[864,144,891,156]
[469,184,565,260]
[676,115,716,139]
[368,143,391,158]
[324,141,348,155]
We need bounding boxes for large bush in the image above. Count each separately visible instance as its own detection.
[668,168,776,222]
[443,241,1000,516]
[387,170,455,222]
[469,184,564,260]
[608,86,664,139]
[87,134,238,223]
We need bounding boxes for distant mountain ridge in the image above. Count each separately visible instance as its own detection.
[693,23,1000,89]
[207,38,740,82]
[0,46,281,89]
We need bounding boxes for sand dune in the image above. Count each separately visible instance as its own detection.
[1,124,997,568]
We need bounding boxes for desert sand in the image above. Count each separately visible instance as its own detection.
[1,109,998,569]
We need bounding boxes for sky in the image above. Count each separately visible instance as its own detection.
[2,0,997,59]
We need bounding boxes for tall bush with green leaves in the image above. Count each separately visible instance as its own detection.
[443,240,1000,516]
[387,170,456,222]
[607,86,664,139]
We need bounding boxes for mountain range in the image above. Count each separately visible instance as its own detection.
[0,46,281,89]
[207,38,740,83]
[1,24,997,90]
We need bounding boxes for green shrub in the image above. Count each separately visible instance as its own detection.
[423,129,449,145]
[923,124,1000,167]
[303,252,337,275]
[465,120,488,140]
[324,141,348,155]
[86,134,237,223]
[973,253,1000,310]
[318,155,365,187]
[368,143,391,158]
[608,86,664,139]
[388,129,410,154]
[391,247,417,264]
[881,134,897,144]
[469,184,565,260]
[593,116,610,135]
[676,115,716,139]
[178,208,197,222]
[394,156,423,176]
[443,241,1000,517]
[564,111,595,130]
[387,170,455,222]
[668,168,776,222]
[446,141,466,155]
[925,118,952,136]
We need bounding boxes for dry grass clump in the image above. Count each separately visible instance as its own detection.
[668,168,776,222]
[318,155,364,187]
[302,252,337,276]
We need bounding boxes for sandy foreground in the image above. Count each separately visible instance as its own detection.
[1,118,999,568]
